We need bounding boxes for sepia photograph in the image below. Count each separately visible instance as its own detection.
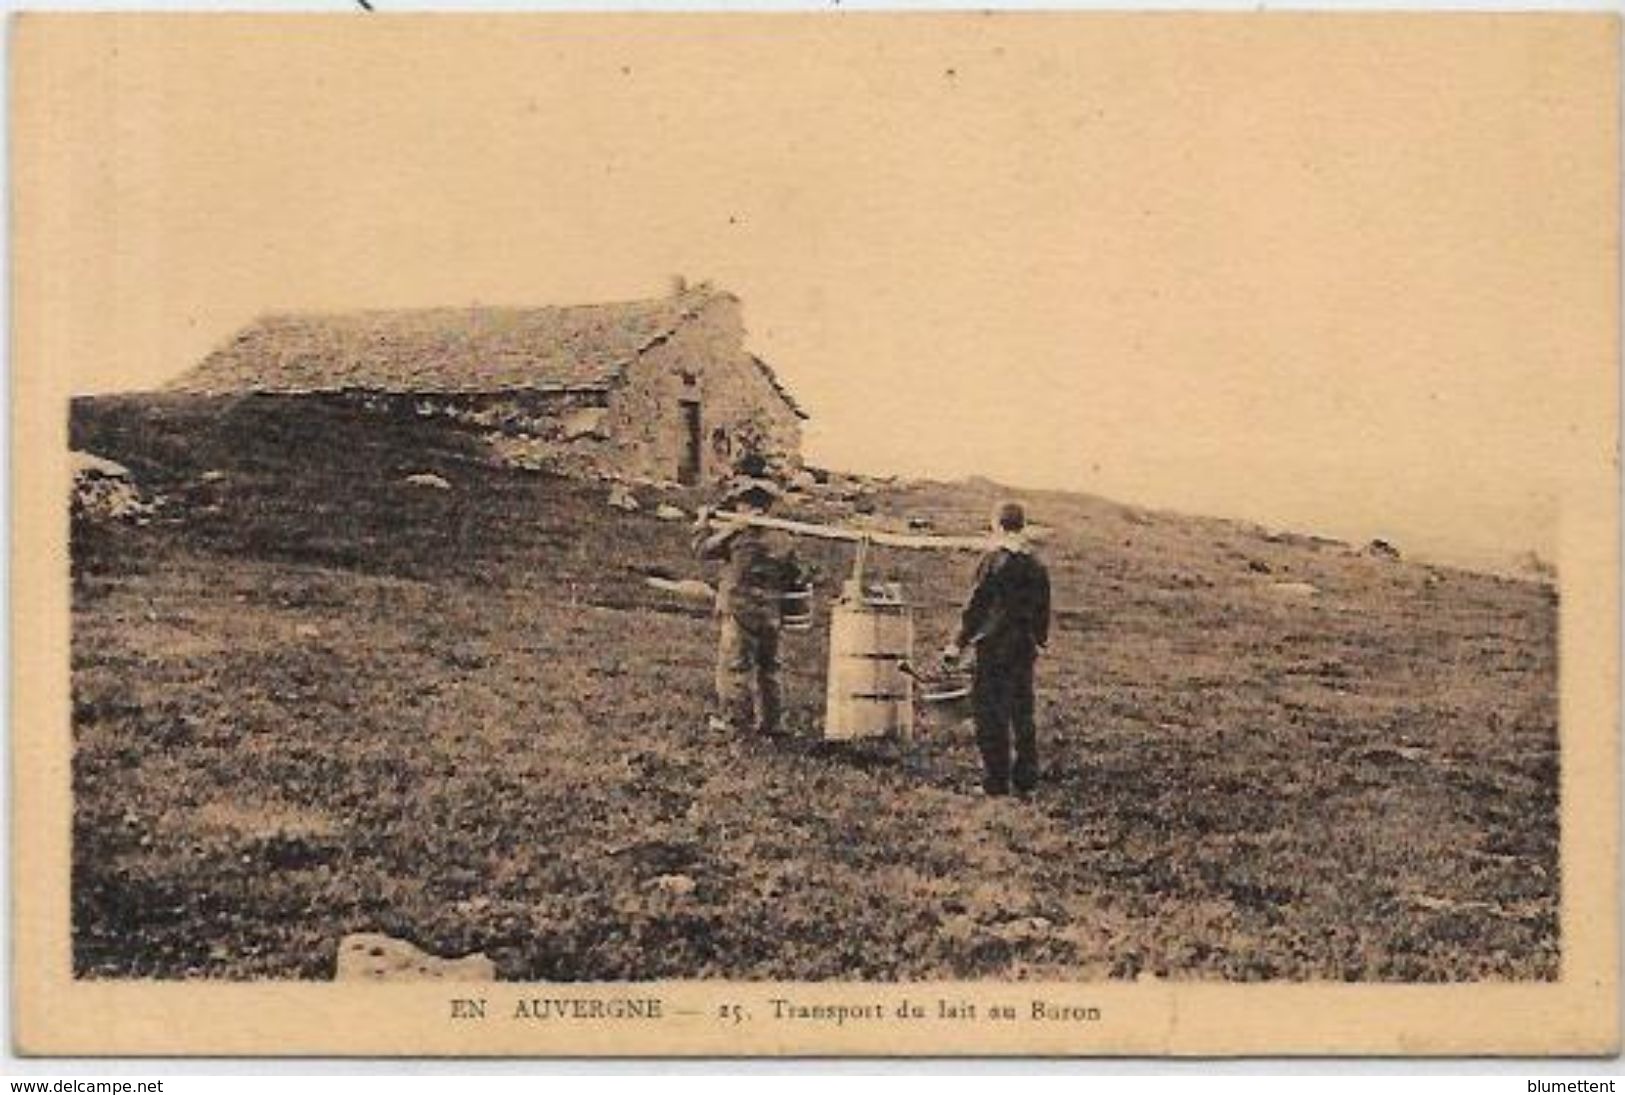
[12,12,1619,1056]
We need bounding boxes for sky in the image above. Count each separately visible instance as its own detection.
[24,14,1617,570]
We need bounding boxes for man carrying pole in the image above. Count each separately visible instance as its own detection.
[944,500,1052,797]
[693,474,803,739]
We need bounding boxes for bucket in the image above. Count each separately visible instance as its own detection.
[823,580,914,742]
[901,659,974,726]
[780,584,814,632]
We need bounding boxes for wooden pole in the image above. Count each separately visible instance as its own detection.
[708,510,989,553]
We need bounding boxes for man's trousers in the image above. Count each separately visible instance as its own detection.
[972,651,1038,794]
[715,614,783,735]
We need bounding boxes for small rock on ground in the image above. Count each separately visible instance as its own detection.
[71,450,131,478]
[334,932,495,982]
[1268,581,1319,598]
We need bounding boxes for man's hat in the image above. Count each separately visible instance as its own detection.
[723,476,783,506]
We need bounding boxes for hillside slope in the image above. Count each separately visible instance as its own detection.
[69,393,1559,981]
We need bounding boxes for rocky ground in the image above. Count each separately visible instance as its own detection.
[69,393,1559,981]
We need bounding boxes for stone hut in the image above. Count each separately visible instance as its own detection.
[169,284,807,485]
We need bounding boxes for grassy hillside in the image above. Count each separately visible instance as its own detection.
[69,393,1559,981]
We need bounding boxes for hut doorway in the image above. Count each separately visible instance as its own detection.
[679,399,702,485]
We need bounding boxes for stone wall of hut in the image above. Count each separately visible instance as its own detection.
[604,294,803,484]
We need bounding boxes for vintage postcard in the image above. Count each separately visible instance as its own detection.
[11,12,1619,1056]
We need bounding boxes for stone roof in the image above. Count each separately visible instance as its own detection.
[169,290,806,418]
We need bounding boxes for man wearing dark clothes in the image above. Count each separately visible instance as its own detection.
[944,501,1052,796]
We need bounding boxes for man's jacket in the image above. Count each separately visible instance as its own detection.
[696,524,801,629]
[956,541,1052,660]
